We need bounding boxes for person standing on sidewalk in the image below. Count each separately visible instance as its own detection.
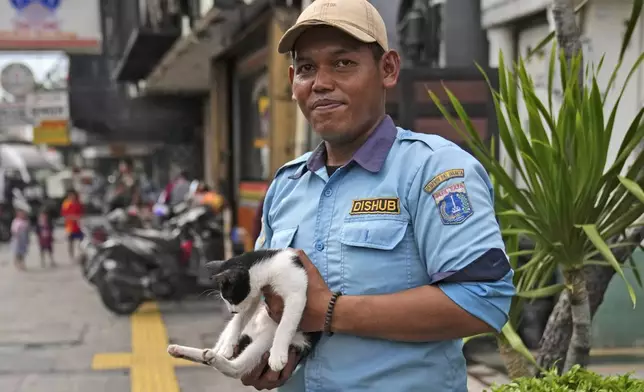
[36,208,56,267]
[10,207,30,271]
[61,190,84,260]
[242,1,515,391]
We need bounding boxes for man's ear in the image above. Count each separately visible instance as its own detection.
[289,65,296,99]
[381,50,401,89]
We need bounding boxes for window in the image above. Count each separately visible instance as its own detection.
[238,70,270,181]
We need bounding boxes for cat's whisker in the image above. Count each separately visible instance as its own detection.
[198,289,219,299]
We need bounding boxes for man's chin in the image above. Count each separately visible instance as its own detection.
[313,128,348,143]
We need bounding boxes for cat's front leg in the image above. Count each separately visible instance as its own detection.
[215,314,244,359]
[213,315,235,355]
[217,302,259,359]
[268,294,306,372]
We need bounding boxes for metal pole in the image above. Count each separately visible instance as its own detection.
[443,0,488,67]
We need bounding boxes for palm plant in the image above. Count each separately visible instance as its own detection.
[465,143,567,379]
[430,39,644,374]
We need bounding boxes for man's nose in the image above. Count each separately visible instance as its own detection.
[312,67,334,92]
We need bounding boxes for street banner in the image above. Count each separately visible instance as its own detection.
[0,0,102,53]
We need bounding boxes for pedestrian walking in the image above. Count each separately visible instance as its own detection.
[10,207,30,271]
[61,189,84,260]
[35,209,56,267]
[242,1,515,391]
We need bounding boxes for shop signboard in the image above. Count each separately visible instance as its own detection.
[26,89,70,145]
[0,0,102,53]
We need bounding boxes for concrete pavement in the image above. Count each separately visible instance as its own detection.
[0,231,253,392]
[0,229,509,392]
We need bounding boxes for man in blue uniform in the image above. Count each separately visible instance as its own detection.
[241,0,515,390]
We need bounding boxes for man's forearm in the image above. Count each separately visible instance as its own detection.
[329,285,495,342]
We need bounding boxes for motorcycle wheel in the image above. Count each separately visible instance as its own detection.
[96,280,144,316]
[0,223,10,242]
[150,280,176,300]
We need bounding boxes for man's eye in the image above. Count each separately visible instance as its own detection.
[297,64,314,73]
[335,59,354,68]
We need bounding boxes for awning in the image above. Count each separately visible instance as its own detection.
[113,27,181,82]
[144,0,270,94]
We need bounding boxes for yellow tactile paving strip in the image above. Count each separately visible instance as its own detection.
[92,302,200,392]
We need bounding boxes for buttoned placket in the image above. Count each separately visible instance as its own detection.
[303,165,347,392]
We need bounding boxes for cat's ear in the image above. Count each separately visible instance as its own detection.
[211,272,228,288]
[205,260,225,275]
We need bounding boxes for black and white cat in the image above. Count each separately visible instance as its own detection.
[167,249,318,378]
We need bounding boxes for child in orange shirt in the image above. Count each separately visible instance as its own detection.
[61,190,84,260]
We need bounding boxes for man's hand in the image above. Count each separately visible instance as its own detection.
[264,249,332,333]
[239,348,301,390]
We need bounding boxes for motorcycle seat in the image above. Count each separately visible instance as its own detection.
[129,229,181,246]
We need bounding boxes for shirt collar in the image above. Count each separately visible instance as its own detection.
[290,115,397,179]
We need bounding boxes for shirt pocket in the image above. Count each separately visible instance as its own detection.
[270,226,298,249]
[340,219,410,295]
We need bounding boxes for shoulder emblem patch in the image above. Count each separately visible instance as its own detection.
[432,182,473,225]
[350,197,400,215]
[424,169,465,193]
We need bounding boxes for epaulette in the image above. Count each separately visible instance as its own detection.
[396,128,456,151]
[273,152,312,179]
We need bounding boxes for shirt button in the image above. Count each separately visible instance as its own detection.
[324,189,333,197]
[315,241,325,251]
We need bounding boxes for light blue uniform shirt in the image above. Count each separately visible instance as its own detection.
[255,116,514,392]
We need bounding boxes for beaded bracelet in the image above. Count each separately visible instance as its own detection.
[323,291,343,336]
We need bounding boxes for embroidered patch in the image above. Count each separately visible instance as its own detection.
[432,182,473,225]
[350,197,400,215]
[424,169,465,193]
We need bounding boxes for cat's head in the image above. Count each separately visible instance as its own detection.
[211,268,251,314]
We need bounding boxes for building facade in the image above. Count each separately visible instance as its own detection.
[67,0,205,181]
[481,0,644,168]
[127,0,491,239]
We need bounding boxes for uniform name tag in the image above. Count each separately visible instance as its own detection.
[350,198,400,215]
[424,169,465,193]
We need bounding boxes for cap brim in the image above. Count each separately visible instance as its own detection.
[277,20,376,54]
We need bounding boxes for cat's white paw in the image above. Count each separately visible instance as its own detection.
[268,349,289,372]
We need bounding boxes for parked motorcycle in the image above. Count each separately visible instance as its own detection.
[0,203,13,242]
[85,204,224,315]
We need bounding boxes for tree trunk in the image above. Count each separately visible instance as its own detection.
[562,268,592,371]
[537,227,644,373]
[551,0,584,88]
[498,337,534,379]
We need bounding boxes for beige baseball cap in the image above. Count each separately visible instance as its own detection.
[277,0,389,54]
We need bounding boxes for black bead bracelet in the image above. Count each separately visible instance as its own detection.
[323,291,343,336]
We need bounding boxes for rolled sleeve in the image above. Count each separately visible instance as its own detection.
[407,146,515,332]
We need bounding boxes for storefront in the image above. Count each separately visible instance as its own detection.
[233,43,271,238]
[205,5,298,241]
